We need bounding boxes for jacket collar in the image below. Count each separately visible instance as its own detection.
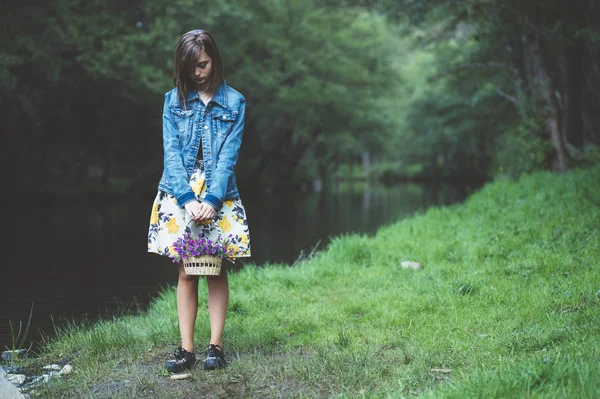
[186,79,227,108]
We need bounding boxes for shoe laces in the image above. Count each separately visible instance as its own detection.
[207,344,223,357]
[174,346,193,359]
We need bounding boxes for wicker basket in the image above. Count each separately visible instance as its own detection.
[183,255,223,276]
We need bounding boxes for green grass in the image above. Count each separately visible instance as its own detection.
[17,165,600,398]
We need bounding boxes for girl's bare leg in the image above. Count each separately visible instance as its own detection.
[177,262,199,352]
[206,261,229,347]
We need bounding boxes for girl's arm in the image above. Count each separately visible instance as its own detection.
[162,92,196,208]
[202,97,246,211]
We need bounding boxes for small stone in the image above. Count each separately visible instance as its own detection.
[401,261,422,270]
[170,372,192,380]
[2,366,24,375]
[58,365,73,376]
[24,374,51,388]
[7,374,26,385]
[1,350,27,361]
[42,364,61,371]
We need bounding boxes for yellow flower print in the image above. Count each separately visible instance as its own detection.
[150,202,159,224]
[165,217,179,234]
[191,177,206,195]
[224,199,235,208]
[239,247,250,256]
[232,212,243,223]
[168,244,176,256]
[239,234,249,246]
[217,215,231,233]
[228,244,240,254]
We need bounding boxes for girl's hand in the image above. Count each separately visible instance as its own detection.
[197,202,216,221]
[184,200,203,221]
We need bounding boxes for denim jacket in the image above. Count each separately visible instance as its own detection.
[157,79,246,211]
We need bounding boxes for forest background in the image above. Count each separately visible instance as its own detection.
[2,0,599,200]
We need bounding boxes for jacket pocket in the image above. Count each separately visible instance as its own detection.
[171,108,194,133]
[213,111,237,140]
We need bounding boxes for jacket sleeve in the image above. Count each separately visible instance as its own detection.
[162,93,196,208]
[202,97,246,211]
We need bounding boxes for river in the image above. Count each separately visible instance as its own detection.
[1,180,483,353]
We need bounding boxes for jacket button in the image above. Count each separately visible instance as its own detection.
[204,125,208,129]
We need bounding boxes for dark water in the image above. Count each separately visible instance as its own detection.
[1,180,483,352]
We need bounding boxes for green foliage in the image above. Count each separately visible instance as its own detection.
[354,0,600,180]
[4,0,404,194]
[494,118,553,179]
[580,143,600,164]
[370,160,424,181]
[212,1,404,183]
[4,0,600,195]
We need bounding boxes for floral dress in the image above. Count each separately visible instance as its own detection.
[147,160,251,261]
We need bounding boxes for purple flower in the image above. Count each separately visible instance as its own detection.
[170,233,234,260]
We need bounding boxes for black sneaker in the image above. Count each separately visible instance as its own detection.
[203,344,227,370]
[166,346,196,373]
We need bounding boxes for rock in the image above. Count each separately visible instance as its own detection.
[401,261,422,270]
[1,350,27,362]
[21,374,51,391]
[42,364,61,371]
[0,365,26,399]
[59,364,73,375]
[29,376,46,385]
[2,366,24,375]
[7,374,26,385]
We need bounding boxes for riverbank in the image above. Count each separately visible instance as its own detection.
[6,165,599,398]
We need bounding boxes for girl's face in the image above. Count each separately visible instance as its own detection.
[192,49,212,90]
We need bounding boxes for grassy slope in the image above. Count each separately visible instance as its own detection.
[27,165,600,398]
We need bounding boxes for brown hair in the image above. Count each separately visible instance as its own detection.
[172,29,224,109]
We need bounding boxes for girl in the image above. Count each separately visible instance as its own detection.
[147,29,251,373]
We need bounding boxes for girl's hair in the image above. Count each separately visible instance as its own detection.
[173,29,224,109]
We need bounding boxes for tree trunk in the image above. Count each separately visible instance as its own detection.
[525,30,568,172]
[565,37,585,149]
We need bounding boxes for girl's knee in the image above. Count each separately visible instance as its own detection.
[206,270,228,286]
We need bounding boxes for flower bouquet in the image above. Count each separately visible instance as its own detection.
[171,233,235,276]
